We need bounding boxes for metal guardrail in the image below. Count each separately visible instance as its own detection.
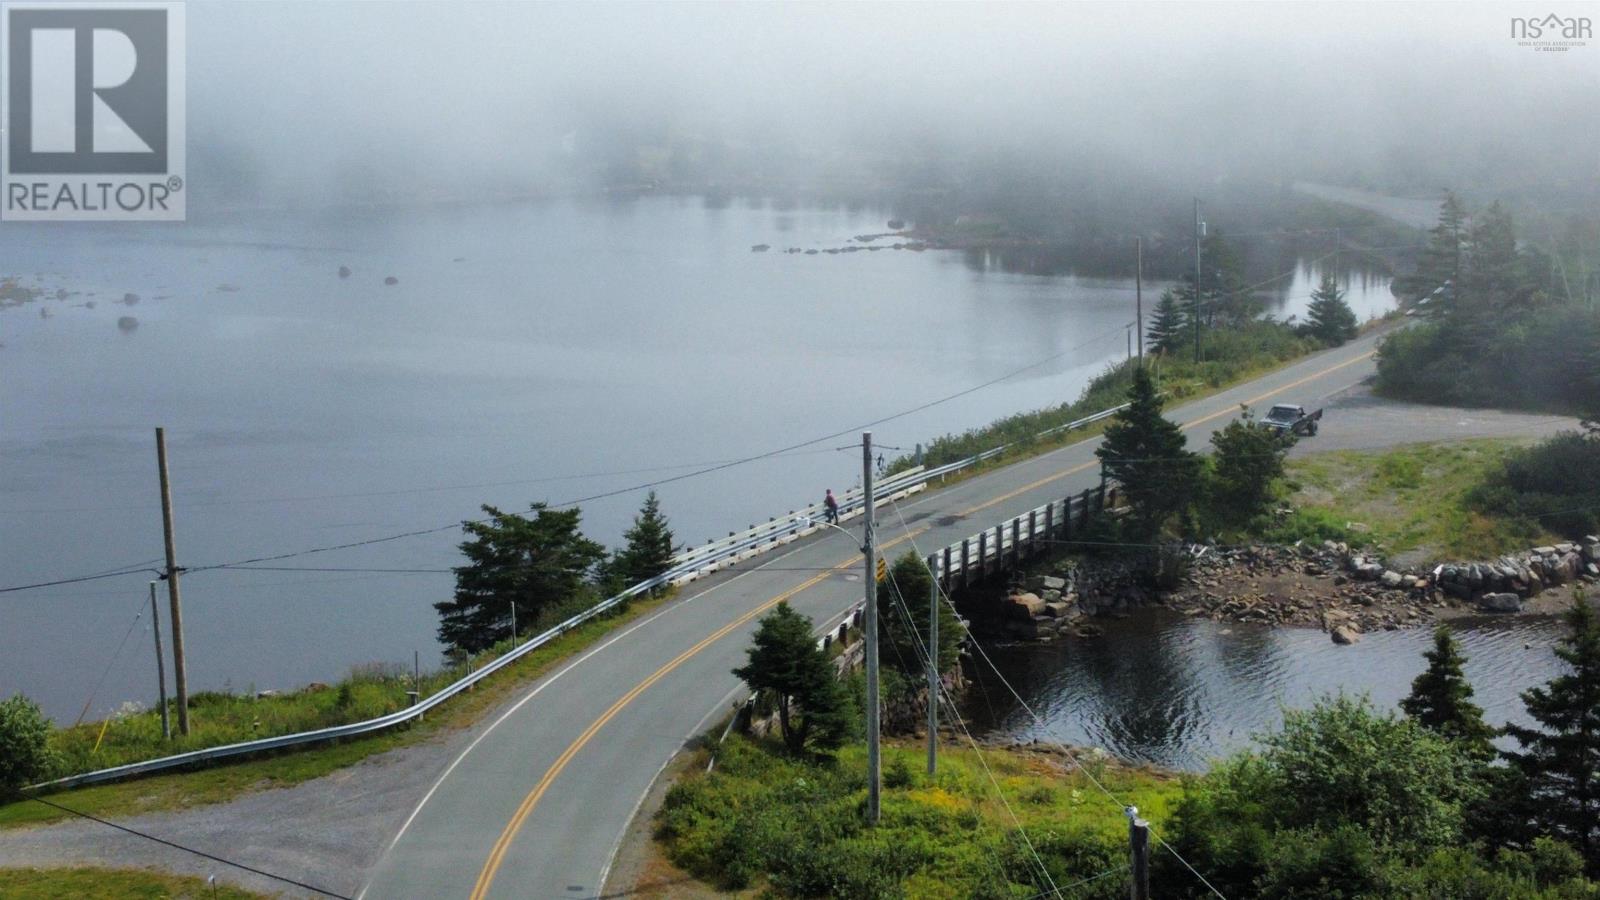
[31,399,1128,792]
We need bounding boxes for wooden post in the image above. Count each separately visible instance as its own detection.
[155,427,190,736]
[1027,510,1037,555]
[1080,488,1093,529]
[960,539,970,589]
[148,581,169,740]
[943,546,953,593]
[977,532,987,577]
[1044,503,1054,541]
[1128,808,1151,900]
[1010,519,1020,567]
[1063,495,1074,545]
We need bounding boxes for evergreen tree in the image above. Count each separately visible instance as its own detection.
[1202,231,1256,325]
[1147,289,1190,356]
[1402,191,1469,316]
[1466,201,1521,311]
[877,552,965,684]
[1303,273,1359,345]
[1205,408,1289,532]
[732,603,851,754]
[1402,626,1496,759]
[1504,595,1600,870]
[611,491,678,595]
[1097,366,1201,539]
[434,503,607,653]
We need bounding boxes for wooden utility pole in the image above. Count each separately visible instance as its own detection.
[1127,807,1151,900]
[1135,237,1144,363]
[155,427,190,735]
[149,581,170,739]
[862,431,880,824]
[1193,199,1203,363]
[926,563,938,776]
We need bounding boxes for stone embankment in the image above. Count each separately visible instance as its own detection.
[997,537,1600,645]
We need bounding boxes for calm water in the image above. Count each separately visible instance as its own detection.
[961,608,1572,771]
[2,197,1392,722]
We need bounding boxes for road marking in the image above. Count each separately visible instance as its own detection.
[458,343,1381,898]
[470,526,929,899]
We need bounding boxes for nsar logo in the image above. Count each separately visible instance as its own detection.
[1510,13,1592,51]
[1,2,186,221]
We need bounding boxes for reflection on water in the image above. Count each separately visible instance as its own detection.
[962,608,1569,770]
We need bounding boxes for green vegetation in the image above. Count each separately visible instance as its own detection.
[732,603,851,755]
[1377,193,1600,415]
[1473,429,1600,540]
[658,735,1181,899]
[1268,439,1555,560]
[1200,408,1291,535]
[1301,273,1359,346]
[1504,597,1600,869]
[600,490,679,596]
[660,596,1600,897]
[0,696,57,793]
[1096,366,1200,540]
[435,502,608,653]
[0,592,670,830]
[1402,627,1497,760]
[877,553,965,686]
[0,867,264,899]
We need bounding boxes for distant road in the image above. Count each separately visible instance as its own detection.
[1293,181,1440,229]
[361,330,1413,899]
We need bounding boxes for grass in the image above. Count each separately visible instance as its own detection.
[0,867,265,899]
[656,735,1182,899]
[0,593,671,830]
[1265,439,1557,562]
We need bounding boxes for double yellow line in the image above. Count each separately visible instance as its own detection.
[469,346,1376,897]
[470,531,916,898]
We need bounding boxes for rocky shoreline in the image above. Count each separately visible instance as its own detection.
[992,536,1600,645]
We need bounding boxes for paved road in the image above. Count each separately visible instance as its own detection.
[360,328,1419,900]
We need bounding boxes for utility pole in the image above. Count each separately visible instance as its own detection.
[155,427,190,736]
[862,431,880,824]
[1193,198,1203,364]
[1134,236,1144,363]
[149,581,170,740]
[1127,806,1151,900]
[926,564,938,776]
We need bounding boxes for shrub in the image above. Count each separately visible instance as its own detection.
[0,694,58,791]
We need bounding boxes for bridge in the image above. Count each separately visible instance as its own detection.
[354,330,1386,899]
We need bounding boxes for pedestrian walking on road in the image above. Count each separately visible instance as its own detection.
[824,489,839,524]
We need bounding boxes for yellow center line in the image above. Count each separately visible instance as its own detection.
[470,346,1377,897]
[470,528,927,899]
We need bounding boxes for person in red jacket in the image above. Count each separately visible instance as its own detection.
[824,488,840,524]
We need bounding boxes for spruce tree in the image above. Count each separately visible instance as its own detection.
[1205,409,1289,532]
[1303,273,1359,346]
[1146,289,1190,356]
[1504,595,1600,870]
[613,491,678,595]
[434,503,606,653]
[732,603,850,754]
[1404,191,1469,316]
[877,552,965,684]
[1401,626,1496,759]
[1096,366,1200,540]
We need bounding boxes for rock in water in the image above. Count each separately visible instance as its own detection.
[117,316,138,333]
[338,265,351,278]
[1478,592,1522,613]
[750,244,770,252]
[383,276,399,286]
[1331,625,1362,645]
[122,292,140,305]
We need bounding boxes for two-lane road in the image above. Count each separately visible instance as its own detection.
[363,330,1390,899]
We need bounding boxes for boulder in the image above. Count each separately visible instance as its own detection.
[337,265,351,278]
[1043,602,1073,619]
[1032,574,1067,593]
[1355,563,1384,581]
[1478,592,1522,613]
[1380,570,1404,589]
[1007,592,1046,621]
[1041,589,1062,603]
[1331,625,1362,645]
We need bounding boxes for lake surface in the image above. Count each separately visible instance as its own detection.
[961,608,1572,771]
[2,196,1393,722]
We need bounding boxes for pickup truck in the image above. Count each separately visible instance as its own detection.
[1260,403,1322,437]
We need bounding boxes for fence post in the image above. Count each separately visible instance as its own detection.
[1063,495,1074,545]
[1010,518,1021,568]
[977,531,988,577]
[943,546,953,592]
[1027,510,1037,556]
[1080,488,1093,529]
[961,539,970,588]
[1044,503,1054,542]
[1127,807,1151,900]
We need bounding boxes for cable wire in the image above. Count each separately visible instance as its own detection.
[7,791,351,898]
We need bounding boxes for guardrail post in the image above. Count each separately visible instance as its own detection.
[1044,503,1054,541]
[1097,480,1107,514]
[960,539,970,588]
[1079,488,1092,529]
[1010,518,1021,568]
[977,532,987,577]
[943,546,952,592]
[1027,511,1037,557]
[1063,495,1074,545]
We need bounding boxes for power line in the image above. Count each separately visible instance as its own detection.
[8,791,352,898]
